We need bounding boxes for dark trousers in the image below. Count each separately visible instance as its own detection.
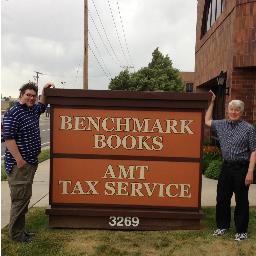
[216,161,249,233]
[7,163,37,241]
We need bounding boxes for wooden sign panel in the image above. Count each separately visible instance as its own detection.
[52,158,200,207]
[53,108,202,158]
[45,89,209,230]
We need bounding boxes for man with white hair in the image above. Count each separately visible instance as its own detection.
[205,90,256,242]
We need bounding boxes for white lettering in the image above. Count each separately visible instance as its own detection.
[60,116,72,130]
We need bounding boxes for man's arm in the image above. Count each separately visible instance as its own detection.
[39,83,55,105]
[5,139,26,168]
[245,151,256,186]
[205,90,216,127]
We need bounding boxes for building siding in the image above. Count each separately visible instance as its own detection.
[195,0,256,123]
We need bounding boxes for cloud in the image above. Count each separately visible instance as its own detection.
[2,0,197,97]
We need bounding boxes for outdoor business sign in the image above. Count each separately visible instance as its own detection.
[45,89,209,230]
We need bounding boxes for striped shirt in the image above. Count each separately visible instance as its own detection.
[3,102,46,173]
[211,119,256,161]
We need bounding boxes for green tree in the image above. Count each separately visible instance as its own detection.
[108,69,132,91]
[109,48,184,92]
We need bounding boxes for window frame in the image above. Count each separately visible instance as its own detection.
[201,0,225,38]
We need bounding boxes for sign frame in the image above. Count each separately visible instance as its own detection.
[45,89,209,230]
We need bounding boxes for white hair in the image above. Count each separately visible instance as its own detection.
[228,100,244,112]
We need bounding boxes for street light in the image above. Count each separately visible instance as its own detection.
[217,71,229,95]
[217,71,225,86]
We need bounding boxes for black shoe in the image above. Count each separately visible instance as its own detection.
[20,236,33,243]
[13,236,32,243]
[24,231,36,237]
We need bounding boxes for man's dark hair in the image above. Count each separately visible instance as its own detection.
[19,82,38,98]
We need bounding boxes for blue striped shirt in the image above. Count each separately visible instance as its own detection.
[3,102,46,173]
[211,119,256,161]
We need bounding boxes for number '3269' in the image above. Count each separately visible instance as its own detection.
[109,216,140,227]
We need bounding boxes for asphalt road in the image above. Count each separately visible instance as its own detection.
[1,115,50,158]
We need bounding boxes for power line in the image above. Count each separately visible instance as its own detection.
[43,73,67,78]
[75,60,82,87]
[88,10,119,67]
[116,0,135,71]
[106,0,129,66]
[89,44,111,79]
[90,0,123,66]
[89,30,112,77]
[43,72,82,79]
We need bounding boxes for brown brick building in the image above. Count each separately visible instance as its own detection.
[195,0,256,124]
[180,72,195,92]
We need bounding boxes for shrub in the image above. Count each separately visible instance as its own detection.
[203,139,211,146]
[204,159,222,180]
[1,164,7,180]
[202,151,222,174]
[38,148,50,163]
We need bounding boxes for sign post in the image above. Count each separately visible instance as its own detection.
[45,89,209,230]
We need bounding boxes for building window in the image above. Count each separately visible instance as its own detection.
[202,0,225,37]
[185,83,194,92]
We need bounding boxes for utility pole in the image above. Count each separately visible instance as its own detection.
[33,71,44,86]
[83,0,88,90]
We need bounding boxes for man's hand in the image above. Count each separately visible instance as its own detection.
[16,158,27,168]
[245,171,253,186]
[246,151,256,186]
[43,83,55,90]
[209,90,216,102]
[40,82,55,104]
[205,90,216,127]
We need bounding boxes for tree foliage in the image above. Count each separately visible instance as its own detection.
[109,48,184,92]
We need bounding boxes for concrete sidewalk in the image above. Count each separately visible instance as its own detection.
[1,159,256,228]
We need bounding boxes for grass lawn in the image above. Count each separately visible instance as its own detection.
[1,207,256,256]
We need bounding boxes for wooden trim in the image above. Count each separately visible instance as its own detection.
[47,98,209,109]
[45,89,210,109]
[47,215,202,230]
[45,88,209,101]
[198,111,205,209]
[45,207,203,230]
[52,154,200,162]
[49,107,54,206]
[49,105,205,112]
[48,203,200,211]
[45,207,203,218]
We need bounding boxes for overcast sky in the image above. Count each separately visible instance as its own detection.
[1,0,197,98]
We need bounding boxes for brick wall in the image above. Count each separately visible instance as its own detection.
[233,1,256,67]
[179,72,195,84]
[195,0,256,123]
[230,68,256,123]
[195,0,236,87]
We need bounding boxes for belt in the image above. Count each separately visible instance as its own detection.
[223,160,249,165]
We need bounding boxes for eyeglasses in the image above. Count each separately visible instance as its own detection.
[25,93,37,99]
